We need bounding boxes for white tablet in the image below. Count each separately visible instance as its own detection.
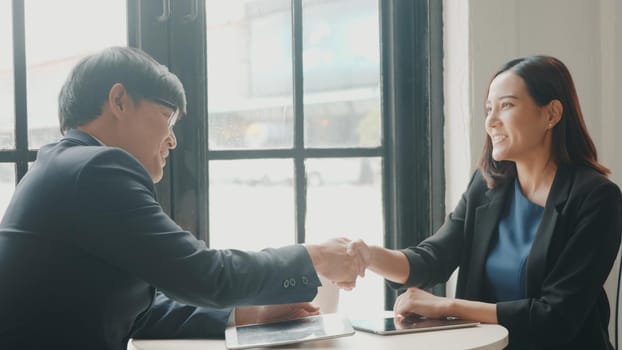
[225,313,354,349]
[351,316,479,335]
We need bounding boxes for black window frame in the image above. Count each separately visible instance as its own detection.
[2,0,37,178]
[6,0,444,309]
[380,0,445,306]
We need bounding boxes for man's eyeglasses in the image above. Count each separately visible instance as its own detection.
[147,97,180,129]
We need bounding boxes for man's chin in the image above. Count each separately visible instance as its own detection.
[151,170,164,184]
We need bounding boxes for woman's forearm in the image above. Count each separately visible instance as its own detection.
[367,246,411,284]
[448,298,498,324]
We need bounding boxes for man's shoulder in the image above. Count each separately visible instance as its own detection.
[73,145,144,172]
[39,139,144,174]
[33,140,152,194]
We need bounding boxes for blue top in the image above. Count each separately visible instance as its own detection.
[485,179,544,301]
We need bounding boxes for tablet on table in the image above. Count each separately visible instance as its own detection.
[351,316,479,335]
[225,313,354,349]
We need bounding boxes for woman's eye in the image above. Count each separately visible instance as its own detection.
[501,102,513,109]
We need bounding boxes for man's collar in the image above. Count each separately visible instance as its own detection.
[61,129,105,147]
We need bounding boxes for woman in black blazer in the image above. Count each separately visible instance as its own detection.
[350,56,622,349]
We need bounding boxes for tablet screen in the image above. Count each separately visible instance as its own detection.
[225,313,354,349]
[351,316,479,335]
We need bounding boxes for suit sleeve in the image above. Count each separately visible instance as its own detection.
[131,291,231,339]
[496,181,622,344]
[70,148,321,308]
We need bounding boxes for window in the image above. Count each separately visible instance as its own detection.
[5,0,444,314]
[0,164,15,218]
[135,0,445,312]
[204,0,384,317]
[0,0,14,151]
[0,1,15,219]
[24,0,127,148]
[0,0,126,220]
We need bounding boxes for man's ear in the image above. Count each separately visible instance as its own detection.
[108,83,130,120]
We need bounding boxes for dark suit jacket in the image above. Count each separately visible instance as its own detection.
[395,165,622,349]
[0,129,321,350]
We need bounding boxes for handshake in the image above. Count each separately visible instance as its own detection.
[305,238,371,290]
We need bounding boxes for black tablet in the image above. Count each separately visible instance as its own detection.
[225,313,354,349]
[351,316,479,335]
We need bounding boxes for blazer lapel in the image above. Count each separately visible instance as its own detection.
[525,165,571,296]
[465,182,512,299]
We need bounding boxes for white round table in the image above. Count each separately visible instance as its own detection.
[130,323,508,350]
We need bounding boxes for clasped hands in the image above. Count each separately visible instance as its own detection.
[305,237,372,291]
[236,238,372,326]
[307,239,452,321]
[241,239,452,326]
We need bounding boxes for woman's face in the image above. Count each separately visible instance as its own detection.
[485,71,553,163]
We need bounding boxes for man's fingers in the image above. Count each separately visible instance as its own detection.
[301,303,320,313]
[333,280,356,290]
[346,242,355,255]
[355,254,366,278]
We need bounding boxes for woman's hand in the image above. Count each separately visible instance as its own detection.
[394,288,499,324]
[235,302,320,325]
[393,287,453,321]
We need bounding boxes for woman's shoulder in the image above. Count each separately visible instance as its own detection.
[462,169,500,202]
[568,164,620,191]
[564,164,622,204]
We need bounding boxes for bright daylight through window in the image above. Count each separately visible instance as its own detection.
[206,0,383,317]
[0,0,126,218]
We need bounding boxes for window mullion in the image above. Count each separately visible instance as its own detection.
[168,0,209,242]
[128,0,175,218]
[380,0,445,308]
[12,0,28,181]
[292,0,306,244]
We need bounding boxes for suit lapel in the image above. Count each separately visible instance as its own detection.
[525,165,571,296]
[465,182,512,298]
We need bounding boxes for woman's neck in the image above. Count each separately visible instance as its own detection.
[515,156,558,206]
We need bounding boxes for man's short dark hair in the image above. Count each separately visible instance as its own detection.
[58,46,186,134]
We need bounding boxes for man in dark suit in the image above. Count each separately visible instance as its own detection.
[0,47,364,350]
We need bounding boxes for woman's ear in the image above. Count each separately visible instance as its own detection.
[546,99,563,129]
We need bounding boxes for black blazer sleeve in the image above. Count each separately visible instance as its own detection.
[131,292,231,339]
[69,148,321,308]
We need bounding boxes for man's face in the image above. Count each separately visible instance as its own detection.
[122,96,178,183]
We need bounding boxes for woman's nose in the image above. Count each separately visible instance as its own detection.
[485,109,500,130]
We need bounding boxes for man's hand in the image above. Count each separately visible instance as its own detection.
[305,238,370,290]
[235,302,320,325]
[345,239,372,268]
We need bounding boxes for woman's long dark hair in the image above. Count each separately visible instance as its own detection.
[478,55,609,188]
